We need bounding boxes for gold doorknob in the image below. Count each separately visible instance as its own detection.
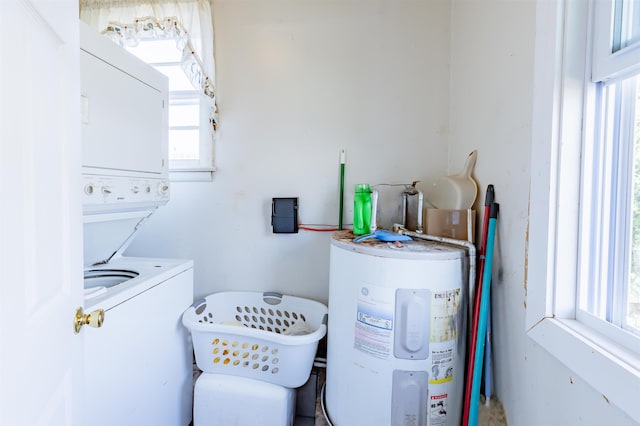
[74,307,105,334]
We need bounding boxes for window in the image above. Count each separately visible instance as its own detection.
[528,0,640,422]
[580,0,640,344]
[579,74,640,341]
[79,0,217,181]
[613,0,640,52]
[126,40,214,176]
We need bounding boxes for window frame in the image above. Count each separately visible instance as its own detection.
[125,40,216,182]
[527,0,640,422]
[166,90,215,173]
[593,0,640,82]
[577,75,640,342]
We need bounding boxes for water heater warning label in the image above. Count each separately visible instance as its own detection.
[429,393,448,426]
[354,303,393,359]
[357,307,393,330]
[354,286,394,359]
[429,344,454,384]
[430,288,461,342]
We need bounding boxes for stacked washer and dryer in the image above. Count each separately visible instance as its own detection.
[79,22,193,426]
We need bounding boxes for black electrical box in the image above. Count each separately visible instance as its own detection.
[271,197,298,233]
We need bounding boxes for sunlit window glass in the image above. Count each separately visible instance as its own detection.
[613,0,640,52]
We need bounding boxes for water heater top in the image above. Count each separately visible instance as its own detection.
[331,230,466,260]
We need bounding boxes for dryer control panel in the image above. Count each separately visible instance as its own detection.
[83,174,169,214]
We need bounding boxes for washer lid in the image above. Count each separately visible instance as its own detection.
[83,209,155,267]
[331,230,465,260]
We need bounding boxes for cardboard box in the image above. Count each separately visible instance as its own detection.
[424,208,475,243]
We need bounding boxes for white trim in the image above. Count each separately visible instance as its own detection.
[577,309,640,358]
[169,170,214,182]
[528,318,640,421]
[526,0,566,330]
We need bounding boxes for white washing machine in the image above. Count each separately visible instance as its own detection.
[79,22,193,426]
[326,231,468,426]
[81,176,194,426]
[83,257,193,426]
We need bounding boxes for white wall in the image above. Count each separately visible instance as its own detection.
[126,0,452,303]
[127,0,639,423]
[449,0,637,424]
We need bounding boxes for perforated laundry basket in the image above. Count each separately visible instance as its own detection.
[182,291,327,388]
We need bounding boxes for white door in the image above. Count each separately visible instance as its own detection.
[0,1,83,425]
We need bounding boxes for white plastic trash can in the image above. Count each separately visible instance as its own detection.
[193,373,296,426]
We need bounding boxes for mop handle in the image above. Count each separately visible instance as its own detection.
[468,202,499,426]
[338,149,345,230]
[462,185,494,425]
[484,295,494,406]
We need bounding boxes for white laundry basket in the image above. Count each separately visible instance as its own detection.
[182,291,327,388]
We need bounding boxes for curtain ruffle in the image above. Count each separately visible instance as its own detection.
[102,16,217,129]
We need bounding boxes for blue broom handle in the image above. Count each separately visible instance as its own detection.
[468,203,499,426]
[484,297,493,405]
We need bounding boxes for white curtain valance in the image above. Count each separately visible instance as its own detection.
[80,0,217,129]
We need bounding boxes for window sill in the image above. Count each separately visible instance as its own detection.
[169,169,214,182]
[527,317,640,422]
